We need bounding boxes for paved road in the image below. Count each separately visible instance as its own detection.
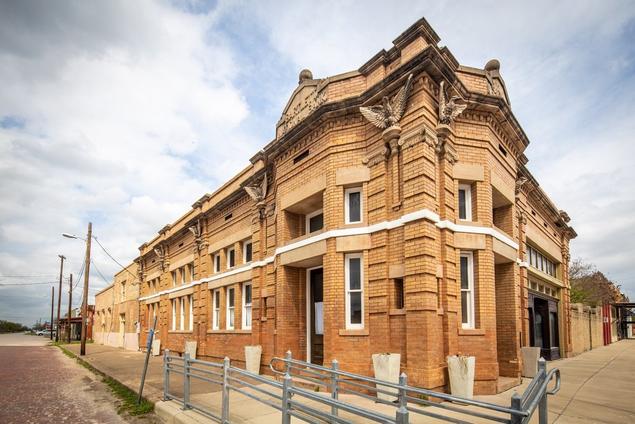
[0,333,144,424]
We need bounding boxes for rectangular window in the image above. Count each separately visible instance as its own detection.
[460,251,475,329]
[171,271,177,287]
[458,184,472,221]
[345,253,364,329]
[171,299,176,331]
[179,297,185,331]
[188,295,193,331]
[226,287,235,330]
[242,283,252,330]
[121,282,126,300]
[212,289,220,330]
[227,247,235,269]
[214,253,221,273]
[243,241,253,263]
[527,245,556,277]
[180,267,186,284]
[306,209,324,233]
[188,263,194,282]
[394,278,404,309]
[345,188,362,224]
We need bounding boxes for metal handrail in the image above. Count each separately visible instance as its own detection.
[164,349,560,424]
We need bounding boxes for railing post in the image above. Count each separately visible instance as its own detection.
[395,372,409,424]
[330,359,339,421]
[163,349,170,401]
[182,352,190,410]
[281,372,292,424]
[222,357,230,424]
[284,350,292,375]
[510,392,522,424]
[537,358,548,424]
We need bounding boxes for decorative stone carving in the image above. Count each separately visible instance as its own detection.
[277,81,327,138]
[515,176,528,197]
[244,173,268,220]
[153,244,168,272]
[559,210,571,223]
[188,218,208,253]
[435,124,459,164]
[485,59,501,96]
[516,210,528,225]
[438,81,467,125]
[360,74,413,130]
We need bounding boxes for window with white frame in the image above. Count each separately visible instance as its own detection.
[188,263,194,282]
[180,266,186,284]
[458,184,472,221]
[345,187,362,224]
[214,253,221,273]
[212,289,220,330]
[306,209,324,233]
[345,253,364,329]
[179,297,185,331]
[243,240,253,263]
[227,247,235,269]
[171,270,177,287]
[460,251,475,329]
[188,295,193,331]
[171,299,176,331]
[242,282,252,330]
[527,245,557,277]
[226,287,235,330]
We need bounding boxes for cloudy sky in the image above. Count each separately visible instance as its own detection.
[1,0,634,326]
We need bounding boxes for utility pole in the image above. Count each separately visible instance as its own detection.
[55,255,66,342]
[50,286,54,340]
[67,274,73,344]
[80,222,92,356]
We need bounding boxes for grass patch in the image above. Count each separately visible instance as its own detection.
[55,344,154,416]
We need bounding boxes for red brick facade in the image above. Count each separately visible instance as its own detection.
[133,17,575,395]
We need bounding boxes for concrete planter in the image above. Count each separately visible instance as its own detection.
[372,353,401,401]
[521,347,541,378]
[447,355,475,399]
[245,345,262,375]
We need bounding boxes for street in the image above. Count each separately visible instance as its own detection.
[0,333,154,424]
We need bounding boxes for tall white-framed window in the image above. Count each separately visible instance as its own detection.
[179,297,185,331]
[212,289,220,330]
[171,299,176,331]
[243,240,253,263]
[188,295,193,331]
[171,270,177,287]
[214,253,221,273]
[180,266,186,284]
[226,287,235,330]
[151,302,157,324]
[345,253,364,329]
[242,282,252,330]
[460,251,475,329]
[458,183,472,221]
[344,187,362,224]
[306,209,324,233]
[227,247,236,269]
[188,263,194,282]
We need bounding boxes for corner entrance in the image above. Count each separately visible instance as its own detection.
[528,293,560,360]
[307,267,324,365]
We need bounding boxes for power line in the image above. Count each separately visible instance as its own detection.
[90,259,111,285]
[0,281,58,286]
[92,237,137,280]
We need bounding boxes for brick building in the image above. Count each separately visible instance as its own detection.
[134,17,575,394]
[94,263,140,351]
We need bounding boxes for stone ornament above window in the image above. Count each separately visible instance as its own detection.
[244,173,269,220]
[438,81,467,125]
[359,73,413,131]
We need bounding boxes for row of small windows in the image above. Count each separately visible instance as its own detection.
[212,282,252,331]
[213,240,252,274]
[527,245,557,277]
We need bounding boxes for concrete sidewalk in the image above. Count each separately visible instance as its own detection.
[65,340,635,423]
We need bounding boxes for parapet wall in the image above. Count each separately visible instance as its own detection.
[570,303,603,356]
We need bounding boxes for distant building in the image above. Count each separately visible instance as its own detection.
[93,263,139,350]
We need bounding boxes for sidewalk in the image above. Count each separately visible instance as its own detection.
[64,340,635,423]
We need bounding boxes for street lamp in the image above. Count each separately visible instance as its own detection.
[62,223,92,356]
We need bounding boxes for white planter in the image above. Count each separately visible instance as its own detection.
[447,355,475,399]
[245,345,262,375]
[372,353,401,401]
[521,347,541,378]
[185,341,197,360]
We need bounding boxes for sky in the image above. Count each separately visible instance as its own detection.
[0,0,634,326]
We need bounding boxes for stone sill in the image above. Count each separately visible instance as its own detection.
[458,328,485,336]
[207,329,252,335]
[339,328,369,336]
[389,309,406,316]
